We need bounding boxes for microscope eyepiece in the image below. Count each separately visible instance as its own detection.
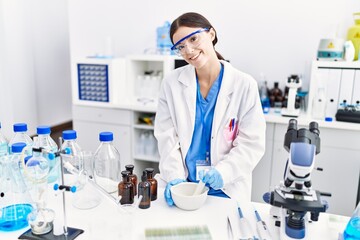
[309,122,320,136]
[287,119,298,131]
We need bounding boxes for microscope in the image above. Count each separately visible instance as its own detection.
[263,119,329,240]
[282,75,302,117]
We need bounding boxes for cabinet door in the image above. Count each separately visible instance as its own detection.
[252,123,274,203]
[73,120,132,168]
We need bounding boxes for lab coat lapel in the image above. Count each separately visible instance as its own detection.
[179,66,197,154]
[213,63,233,138]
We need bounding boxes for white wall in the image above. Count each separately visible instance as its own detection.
[0,0,72,137]
[67,0,359,91]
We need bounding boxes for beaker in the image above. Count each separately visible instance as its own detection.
[0,143,34,232]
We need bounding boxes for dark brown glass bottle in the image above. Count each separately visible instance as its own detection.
[118,170,134,205]
[125,164,138,196]
[145,168,157,201]
[138,170,151,209]
[269,82,283,107]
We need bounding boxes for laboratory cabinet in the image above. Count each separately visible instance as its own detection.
[72,105,133,171]
[251,122,274,204]
[269,122,360,216]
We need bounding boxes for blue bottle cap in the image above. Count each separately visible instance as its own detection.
[37,125,51,135]
[13,123,27,132]
[325,117,333,122]
[62,130,77,140]
[11,142,27,153]
[24,156,32,165]
[99,132,113,142]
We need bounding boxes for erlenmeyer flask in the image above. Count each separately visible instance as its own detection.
[0,143,34,232]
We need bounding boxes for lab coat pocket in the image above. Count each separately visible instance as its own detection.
[223,120,238,143]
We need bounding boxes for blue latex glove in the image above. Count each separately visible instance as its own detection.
[164,179,185,206]
[199,168,224,190]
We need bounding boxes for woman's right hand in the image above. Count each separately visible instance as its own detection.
[164,178,185,206]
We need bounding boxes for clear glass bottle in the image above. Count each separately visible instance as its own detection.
[33,126,59,183]
[125,164,137,196]
[118,170,134,205]
[344,201,360,239]
[60,130,83,188]
[0,122,8,156]
[145,168,157,201]
[8,123,33,154]
[93,132,121,194]
[0,142,33,232]
[138,170,151,209]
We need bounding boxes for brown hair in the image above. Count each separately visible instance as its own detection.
[170,12,224,60]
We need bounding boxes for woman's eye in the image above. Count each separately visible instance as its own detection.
[177,45,185,51]
[190,35,199,42]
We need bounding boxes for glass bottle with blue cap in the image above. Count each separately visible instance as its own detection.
[8,123,33,154]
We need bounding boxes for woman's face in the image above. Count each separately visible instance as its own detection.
[172,26,216,69]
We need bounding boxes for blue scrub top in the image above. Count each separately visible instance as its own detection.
[185,63,229,198]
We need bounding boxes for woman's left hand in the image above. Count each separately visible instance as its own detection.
[199,168,224,190]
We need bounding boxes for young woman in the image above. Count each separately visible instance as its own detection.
[154,12,266,206]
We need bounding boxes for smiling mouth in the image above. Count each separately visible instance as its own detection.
[189,52,201,61]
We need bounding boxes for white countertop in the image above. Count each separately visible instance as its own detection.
[2,184,350,240]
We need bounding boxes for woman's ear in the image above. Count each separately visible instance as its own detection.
[209,28,216,41]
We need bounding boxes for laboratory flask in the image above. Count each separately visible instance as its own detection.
[94,132,121,194]
[0,143,34,232]
[344,201,360,239]
[33,126,59,183]
[60,130,84,188]
[8,123,33,155]
[0,122,8,156]
[24,149,55,235]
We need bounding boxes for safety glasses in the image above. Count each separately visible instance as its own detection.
[171,28,209,56]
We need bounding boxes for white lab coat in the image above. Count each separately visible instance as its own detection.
[154,60,266,203]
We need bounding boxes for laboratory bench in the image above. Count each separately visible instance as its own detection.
[3,184,350,240]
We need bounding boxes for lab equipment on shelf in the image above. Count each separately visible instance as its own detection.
[93,132,121,194]
[0,143,33,232]
[118,170,135,205]
[269,82,283,108]
[259,80,270,114]
[156,21,172,55]
[347,12,360,60]
[75,57,126,104]
[33,125,59,183]
[138,170,151,209]
[125,164,138,196]
[145,168,157,201]
[8,123,33,154]
[281,75,302,117]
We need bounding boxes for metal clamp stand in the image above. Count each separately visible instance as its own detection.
[19,139,84,240]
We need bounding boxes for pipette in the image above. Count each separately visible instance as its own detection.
[255,210,272,240]
[237,203,255,240]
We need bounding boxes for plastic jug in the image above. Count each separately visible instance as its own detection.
[157,21,172,55]
[347,12,360,60]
